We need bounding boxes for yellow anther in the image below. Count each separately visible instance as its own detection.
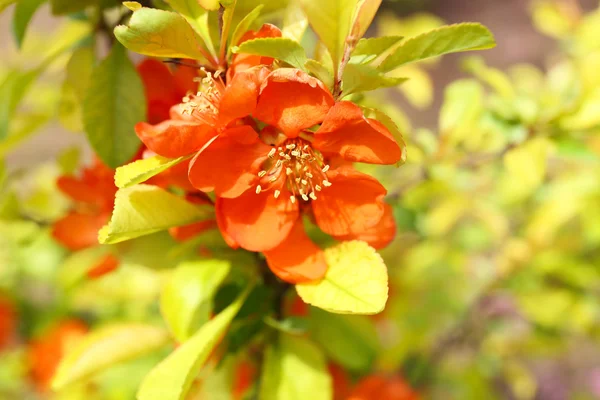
[256,185,262,194]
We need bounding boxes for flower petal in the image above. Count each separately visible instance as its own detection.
[52,212,109,251]
[216,190,299,252]
[135,120,217,158]
[313,101,402,164]
[254,68,334,137]
[219,66,270,128]
[87,254,120,279]
[188,125,270,198]
[312,168,386,236]
[264,220,327,283]
[334,203,396,249]
[169,220,217,242]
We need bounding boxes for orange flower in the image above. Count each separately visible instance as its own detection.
[28,319,88,391]
[232,359,257,400]
[187,68,402,282]
[52,159,116,251]
[348,375,420,400]
[0,295,16,351]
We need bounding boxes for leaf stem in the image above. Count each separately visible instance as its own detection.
[333,35,358,99]
[218,4,235,68]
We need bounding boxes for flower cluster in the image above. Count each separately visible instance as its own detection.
[135,25,404,283]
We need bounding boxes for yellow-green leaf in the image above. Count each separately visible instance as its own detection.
[260,335,332,400]
[296,241,388,314]
[167,0,219,58]
[137,285,252,400]
[233,37,307,70]
[115,155,189,189]
[229,4,263,53]
[305,59,334,90]
[359,106,407,164]
[114,7,208,60]
[160,260,231,342]
[99,184,213,244]
[350,0,381,39]
[282,2,308,42]
[379,23,496,73]
[342,62,407,96]
[309,308,379,372]
[299,0,356,71]
[52,324,170,390]
[12,0,46,48]
[351,36,403,64]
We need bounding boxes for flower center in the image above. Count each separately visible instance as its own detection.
[181,69,225,126]
[255,139,331,203]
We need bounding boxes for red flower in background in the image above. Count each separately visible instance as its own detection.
[348,375,420,400]
[0,295,16,351]
[28,319,87,391]
[52,158,117,252]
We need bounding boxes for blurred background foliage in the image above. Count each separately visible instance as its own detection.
[2,0,600,399]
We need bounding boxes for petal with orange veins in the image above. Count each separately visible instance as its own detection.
[254,68,334,137]
[188,125,270,198]
[135,120,217,158]
[52,212,110,251]
[314,101,403,165]
[335,203,396,249]
[216,190,299,252]
[313,168,386,237]
[264,220,327,284]
[218,66,270,128]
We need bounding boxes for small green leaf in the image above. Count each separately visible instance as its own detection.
[167,0,219,58]
[229,4,263,51]
[198,0,219,10]
[296,241,388,315]
[58,45,95,132]
[299,0,356,71]
[260,335,332,400]
[351,36,403,64]
[12,0,46,48]
[57,147,81,175]
[0,0,17,13]
[305,59,334,90]
[263,316,308,335]
[83,44,145,168]
[137,285,252,400]
[379,23,496,73]
[439,79,483,145]
[342,62,407,96]
[114,7,208,60]
[51,324,170,390]
[282,2,308,42]
[123,1,141,10]
[99,184,213,244]
[309,308,378,372]
[233,37,307,70]
[161,260,231,342]
[114,155,189,189]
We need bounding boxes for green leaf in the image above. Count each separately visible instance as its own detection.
[342,62,407,96]
[0,0,17,13]
[198,0,219,10]
[52,324,170,390]
[0,113,50,157]
[57,147,81,175]
[137,285,252,400]
[114,7,208,60]
[99,184,213,244]
[260,335,332,400]
[299,0,356,71]
[350,0,381,39]
[49,0,95,15]
[351,36,403,64]
[0,69,42,140]
[167,0,219,58]
[58,45,95,132]
[12,0,46,48]
[233,37,307,70]
[439,79,483,145]
[282,2,308,42]
[161,260,231,342]
[462,56,515,98]
[115,155,189,189]
[305,59,334,90]
[296,241,388,314]
[309,307,378,372]
[379,23,496,73]
[229,4,263,52]
[83,44,145,168]
[264,316,308,335]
